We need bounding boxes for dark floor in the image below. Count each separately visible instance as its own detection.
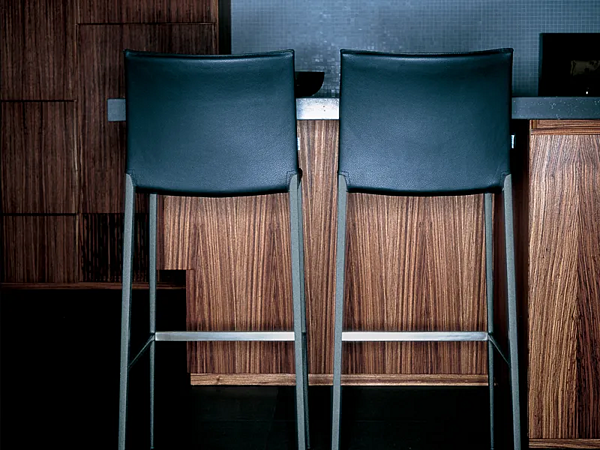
[1,290,521,449]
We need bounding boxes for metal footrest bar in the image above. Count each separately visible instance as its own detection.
[342,331,489,342]
[128,335,155,371]
[488,334,510,365]
[154,331,295,342]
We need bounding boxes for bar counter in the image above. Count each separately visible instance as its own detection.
[109,97,600,447]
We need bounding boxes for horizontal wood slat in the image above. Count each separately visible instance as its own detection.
[1,216,77,283]
[78,0,218,24]
[190,373,488,386]
[77,24,217,213]
[529,439,600,449]
[531,120,600,135]
[0,282,184,290]
[1,0,74,100]
[1,102,77,213]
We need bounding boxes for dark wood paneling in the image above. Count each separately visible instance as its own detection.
[1,102,77,213]
[79,213,149,282]
[1,0,74,100]
[1,216,77,283]
[528,132,600,439]
[78,24,217,213]
[78,0,218,24]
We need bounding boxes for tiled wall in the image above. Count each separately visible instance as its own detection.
[232,0,600,96]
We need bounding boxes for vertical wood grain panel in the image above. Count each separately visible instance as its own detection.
[78,0,218,24]
[529,134,583,439]
[1,0,74,100]
[576,135,600,438]
[78,24,217,213]
[344,193,487,375]
[297,120,339,374]
[1,216,77,283]
[173,194,294,374]
[1,102,77,213]
[79,214,149,282]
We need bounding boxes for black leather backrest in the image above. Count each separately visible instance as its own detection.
[339,49,513,195]
[125,50,298,196]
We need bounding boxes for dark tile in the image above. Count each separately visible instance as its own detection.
[266,420,331,450]
[342,420,488,450]
[342,386,489,422]
[188,420,271,450]
[189,386,279,422]
[273,386,331,423]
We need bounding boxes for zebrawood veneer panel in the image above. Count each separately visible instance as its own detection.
[1,0,74,100]
[528,132,600,439]
[1,216,77,283]
[576,135,600,439]
[344,193,487,375]
[78,0,218,24]
[1,103,77,213]
[296,120,339,374]
[78,24,217,213]
[182,192,295,374]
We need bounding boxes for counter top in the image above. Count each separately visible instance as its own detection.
[108,97,600,122]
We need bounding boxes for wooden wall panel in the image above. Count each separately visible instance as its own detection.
[343,193,487,375]
[297,121,339,374]
[78,0,218,25]
[1,103,77,213]
[528,132,600,439]
[1,216,77,283]
[79,214,149,282]
[78,24,217,213]
[576,135,600,439]
[179,194,295,374]
[1,0,74,100]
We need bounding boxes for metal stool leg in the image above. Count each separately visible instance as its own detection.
[484,193,495,450]
[503,175,522,450]
[149,193,158,449]
[331,175,348,450]
[119,174,136,450]
[290,174,307,450]
[298,179,311,448]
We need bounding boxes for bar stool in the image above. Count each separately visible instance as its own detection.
[118,49,310,450]
[331,49,521,449]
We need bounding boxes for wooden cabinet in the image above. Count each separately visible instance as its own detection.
[0,0,220,284]
[527,121,600,448]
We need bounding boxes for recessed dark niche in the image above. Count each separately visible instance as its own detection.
[539,33,600,96]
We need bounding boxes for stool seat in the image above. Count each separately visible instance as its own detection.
[118,49,310,450]
[331,48,521,450]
